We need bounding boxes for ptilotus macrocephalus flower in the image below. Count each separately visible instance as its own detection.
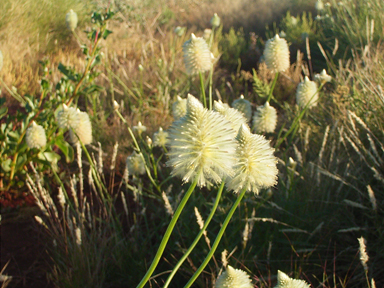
[57,104,80,130]
[167,94,237,187]
[153,127,169,147]
[274,270,310,288]
[26,122,47,149]
[252,101,277,133]
[213,100,248,135]
[215,265,253,288]
[183,33,212,75]
[315,0,324,11]
[126,151,146,176]
[69,110,93,145]
[263,34,290,73]
[66,9,78,31]
[227,124,278,194]
[314,69,332,85]
[232,95,252,122]
[172,95,187,120]
[296,76,319,109]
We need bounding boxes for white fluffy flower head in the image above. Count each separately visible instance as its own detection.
[232,95,252,122]
[227,124,278,194]
[172,95,187,120]
[215,265,253,288]
[26,122,47,149]
[167,94,237,187]
[214,100,248,135]
[296,76,319,109]
[274,271,310,288]
[69,110,92,145]
[126,151,146,176]
[183,33,212,75]
[263,34,290,73]
[252,102,278,133]
[66,9,78,31]
[57,104,80,130]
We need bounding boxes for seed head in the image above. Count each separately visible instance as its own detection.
[358,237,369,271]
[215,265,253,288]
[26,122,47,149]
[232,95,252,122]
[183,33,212,75]
[126,151,146,176]
[296,76,319,108]
[69,110,92,145]
[252,102,277,133]
[66,9,78,31]
[263,34,290,73]
[227,124,278,194]
[172,95,187,120]
[274,271,310,288]
[167,94,237,187]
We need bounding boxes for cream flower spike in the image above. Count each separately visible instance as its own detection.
[274,270,310,288]
[172,95,187,120]
[213,100,248,136]
[252,101,278,133]
[215,265,253,288]
[227,124,278,194]
[263,34,290,73]
[183,33,212,75]
[296,76,319,109]
[26,122,47,149]
[57,104,80,130]
[232,95,252,122]
[69,110,92,145]
[167,94,237,187]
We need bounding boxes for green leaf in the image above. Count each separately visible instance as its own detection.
[102,29,113,39]
[1,158,12,172]
[55,138,74,163]
[39,151,61,163]
[0,106,8,119]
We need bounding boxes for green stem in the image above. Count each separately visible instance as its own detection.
[267,72,279,103]
[199,71,207,108]
[136,180,198,288]
[163,181,225,288]
[184,187,247,288]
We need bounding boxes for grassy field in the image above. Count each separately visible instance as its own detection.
[1,0,383,287]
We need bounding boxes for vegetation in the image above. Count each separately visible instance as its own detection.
[1,0,383,287]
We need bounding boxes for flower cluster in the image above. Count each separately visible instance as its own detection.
[167,95,278,191]
[126,151,146,176]
[66,9,78,31]
[153,127,169,147]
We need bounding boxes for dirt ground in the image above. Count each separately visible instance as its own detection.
[1,208,53,288]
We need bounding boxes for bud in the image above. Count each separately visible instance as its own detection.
[113,100,120,111]
[138,64,144,72]
[315,0,324,11]
[174,26,186,37]
[210,13,221,28]
[172,95,187,120]
[146,136,152,148]
[66,9,78,31]
[232,95,252,122]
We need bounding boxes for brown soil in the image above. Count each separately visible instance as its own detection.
[1,207,53,288]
